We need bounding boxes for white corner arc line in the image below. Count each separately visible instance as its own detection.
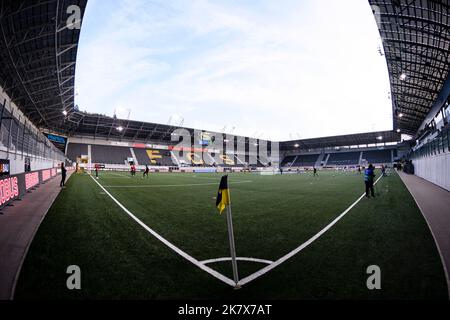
[238,175,384,287]
[89,175,236,287]
[200,257,274,266]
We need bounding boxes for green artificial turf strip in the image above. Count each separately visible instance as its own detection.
[14,170,448,299]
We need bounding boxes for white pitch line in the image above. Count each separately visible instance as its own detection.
[102,177,132,179]
[102,181,253,188]
[107,172,132,178]
[89,175,236,287]
[201,257,274,265]
[238,175,384,286]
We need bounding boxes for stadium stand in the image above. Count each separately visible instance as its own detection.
[362,149,392,164]
[219,154,243,167]
[256,159,267,167]
[91,145,132,164]
[134,148,175,166]
[234,155,247,166]
[326,152,360,166]
[281,155,296,167]
[292,154,320,167]
[66,143,88,161]
[258,155,271,165]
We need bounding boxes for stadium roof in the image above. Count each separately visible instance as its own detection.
[64,113,403,150]
[0,0,87,128]
[63,111,268,144]
[65,111,195,143]
[281,130,402,150]
[1,1,447,145]
[369,0,450,136]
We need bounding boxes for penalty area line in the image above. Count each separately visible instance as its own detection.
[89,174,236,287]
[238,175,384,287]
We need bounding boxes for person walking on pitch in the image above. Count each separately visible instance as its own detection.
[143,165,150,178]
[381,165,387,177]
[364,164,376,198]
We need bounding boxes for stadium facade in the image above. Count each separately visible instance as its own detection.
[0,0,449,189]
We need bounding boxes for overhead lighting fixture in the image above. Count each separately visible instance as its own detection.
[377,136,383,141]
[62,110,68,116]
[399,73,407,81]
[397,129,401,133]
[398,113,404,118]
[294,144,300,148]
[117,126,124,132]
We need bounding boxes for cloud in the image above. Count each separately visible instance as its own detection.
[75,0,392,141]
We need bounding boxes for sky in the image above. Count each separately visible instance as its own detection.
[74,0,393,142]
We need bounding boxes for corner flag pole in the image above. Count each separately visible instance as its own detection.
[227,203,239,288]
[216,175,240,288]
[226,193,240,288]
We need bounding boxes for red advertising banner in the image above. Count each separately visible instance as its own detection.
[0,177,19,206]
[25,172,39,190]
[0,168,60,209]
[42,169,51,182]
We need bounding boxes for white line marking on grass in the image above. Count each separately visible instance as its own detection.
[89,175,236,287]
[238,175,384,287]
[201,257,274,265]
[106,172,132,178]
[102,177,132,179]
[102,181,253,188]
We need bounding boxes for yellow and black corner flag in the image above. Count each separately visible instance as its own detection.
[216,175,230,214]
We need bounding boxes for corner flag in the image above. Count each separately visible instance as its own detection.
[216,175,230,214]
[215,175,240,287]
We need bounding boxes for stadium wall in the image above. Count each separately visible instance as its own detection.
[413,153,450,191]
[0,86,66,175]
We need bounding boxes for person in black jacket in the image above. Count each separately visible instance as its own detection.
[143,165,150,178]
[60,163,67,187]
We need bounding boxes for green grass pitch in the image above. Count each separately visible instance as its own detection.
[15,170,448,299]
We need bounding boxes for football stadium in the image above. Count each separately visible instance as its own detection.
[0,0,450,304]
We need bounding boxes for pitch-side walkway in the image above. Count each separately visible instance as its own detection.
[398,171,450,299]
[0,172,72,300]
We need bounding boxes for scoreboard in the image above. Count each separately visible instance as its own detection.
[0,159,10,176]
[44,133,67,153]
